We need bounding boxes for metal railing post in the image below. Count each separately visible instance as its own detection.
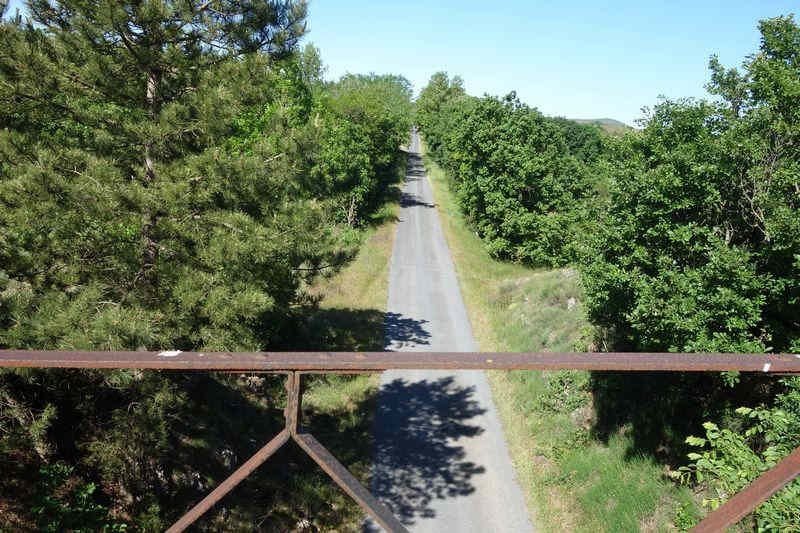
[165,373,295,532]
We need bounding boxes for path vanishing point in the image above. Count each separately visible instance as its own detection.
[367,131,535,532]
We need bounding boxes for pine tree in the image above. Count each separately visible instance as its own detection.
[0,1,355,351]
[0,2,415,528]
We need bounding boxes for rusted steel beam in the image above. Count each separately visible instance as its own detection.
[165,372,407,532]
[294,432,409,533]
[1,350,800,373]
[166,429,291,533]
[285,371,302,434]
[690,445,800,533]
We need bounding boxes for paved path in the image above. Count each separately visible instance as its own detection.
[367,131,534,532]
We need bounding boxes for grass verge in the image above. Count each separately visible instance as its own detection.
[288,171,401,531]
[423,147,697,532]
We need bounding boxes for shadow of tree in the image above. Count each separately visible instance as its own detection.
[406,153,426,177]
[179,374,490,531]
[590,371,778,465]
[384,312,431,350]
[284,307,387,352]
[366,376,487,527]
[399,189,435,209]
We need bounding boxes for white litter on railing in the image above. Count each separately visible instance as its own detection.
[763,362,771,372]
[158,350,182,357]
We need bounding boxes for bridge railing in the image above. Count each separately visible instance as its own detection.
[2,350,799,533]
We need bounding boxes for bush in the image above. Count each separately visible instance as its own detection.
[34,462,126,532]
[673,378,800,530]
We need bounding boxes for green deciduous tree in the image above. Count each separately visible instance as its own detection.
[313,73,413,225]
[415,71,464,154]
[417,81,595,266]
[579,16,800,528]
[581,15,800,354]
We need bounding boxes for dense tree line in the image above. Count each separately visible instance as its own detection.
[417,73,604,267]
[417,15,799,529]
[0,1,411,530]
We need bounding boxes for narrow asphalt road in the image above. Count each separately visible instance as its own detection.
[367,131,535,532]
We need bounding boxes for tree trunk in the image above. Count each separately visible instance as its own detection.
[347,194,357,227]
[144,70,159,183]
[140,69,160,287]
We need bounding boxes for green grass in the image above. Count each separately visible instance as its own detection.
[423,146,697,532]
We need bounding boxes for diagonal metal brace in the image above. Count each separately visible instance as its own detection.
[295,432,408,532]
[165,430,290,533]
[690,445,800,533]
[167,372,407,533]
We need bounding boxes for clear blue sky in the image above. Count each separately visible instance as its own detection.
[5,1,797,125]
[304,1,797,125]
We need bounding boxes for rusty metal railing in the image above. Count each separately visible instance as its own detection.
[1,350,800,532]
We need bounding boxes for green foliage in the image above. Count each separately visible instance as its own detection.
[581,15,800,354]
[311,73,413,225]
[415,71,465,152]
[548,117,605,163]
[576,16,800,530]
[33,462,127,532]
[417,80,600,267]
[0,1,410,529]
[0,1,335,353]
[673,378,800,530]
[674,500,705,531]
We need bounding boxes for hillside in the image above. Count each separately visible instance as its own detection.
[572,118,632,134]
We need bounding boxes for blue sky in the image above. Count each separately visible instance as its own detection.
[5,1,797,125]
[304,1,797,125]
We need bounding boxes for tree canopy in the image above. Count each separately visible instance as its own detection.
[415,15,800,529]
[0,2,411,529]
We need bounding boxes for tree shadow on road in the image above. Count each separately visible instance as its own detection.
[406,153,426,177]
[366,376,487,528]
[399,189,435,209]
[384,312,431,349]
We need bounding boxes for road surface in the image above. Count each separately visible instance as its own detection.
[367,131,535,532]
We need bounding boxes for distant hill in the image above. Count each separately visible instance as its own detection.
[572,118,632,135]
